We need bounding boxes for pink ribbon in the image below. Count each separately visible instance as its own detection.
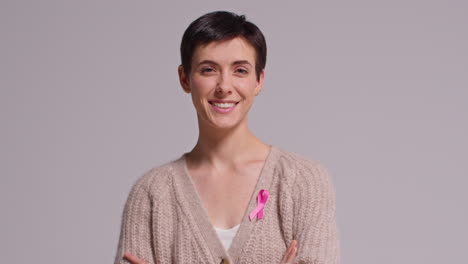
[249,189,269,221]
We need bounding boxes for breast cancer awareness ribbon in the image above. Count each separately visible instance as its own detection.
[249,189,269,221]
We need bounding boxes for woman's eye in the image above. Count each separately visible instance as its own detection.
[201,68,214,73]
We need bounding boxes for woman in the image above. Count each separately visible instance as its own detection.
[114,10,340,264]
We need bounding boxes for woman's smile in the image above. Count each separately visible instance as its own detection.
[209,100,240,113]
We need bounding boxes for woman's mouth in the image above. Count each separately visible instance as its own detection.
[208,101,239,113]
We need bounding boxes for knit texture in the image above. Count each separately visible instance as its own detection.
[114,145,341,264]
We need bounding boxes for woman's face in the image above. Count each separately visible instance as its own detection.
[178,36,264,130]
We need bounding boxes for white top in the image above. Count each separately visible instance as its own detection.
[214,224,241,250]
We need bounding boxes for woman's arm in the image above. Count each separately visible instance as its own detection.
[292,162,341,264]
[114,176,156,264]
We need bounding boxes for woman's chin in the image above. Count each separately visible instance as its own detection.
[209,119,243,130]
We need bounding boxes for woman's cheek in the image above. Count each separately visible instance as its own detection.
[193,74,218,85]
[237,78,257,93]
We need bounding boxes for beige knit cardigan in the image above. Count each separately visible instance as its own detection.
[114,145,341,264]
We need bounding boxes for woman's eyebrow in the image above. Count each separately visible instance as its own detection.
[197,60,253,67]
[197,60,217,66]
[232,60,252,67]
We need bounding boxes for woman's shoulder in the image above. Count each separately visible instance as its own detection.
[274,145,330,176]
[128,155,182,196]
[273,146,335,191]
[278,145,336,209]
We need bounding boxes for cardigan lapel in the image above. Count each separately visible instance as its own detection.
[172,145,280,263]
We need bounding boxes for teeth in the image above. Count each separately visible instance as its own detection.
[212,102,236,108]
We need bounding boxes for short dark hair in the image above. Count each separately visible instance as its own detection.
[180,11,267,81]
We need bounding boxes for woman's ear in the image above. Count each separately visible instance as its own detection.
[178,65,191,93]
[254,69,265,96]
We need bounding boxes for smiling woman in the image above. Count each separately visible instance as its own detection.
[114,10,341,264]
[179,36,262,127]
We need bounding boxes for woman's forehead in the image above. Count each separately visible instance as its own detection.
[192,37,256,65]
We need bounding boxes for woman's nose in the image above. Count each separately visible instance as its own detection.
[216,72,233,94]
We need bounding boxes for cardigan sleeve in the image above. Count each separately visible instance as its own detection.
[114,176,156,264]
[292,161,341,264]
